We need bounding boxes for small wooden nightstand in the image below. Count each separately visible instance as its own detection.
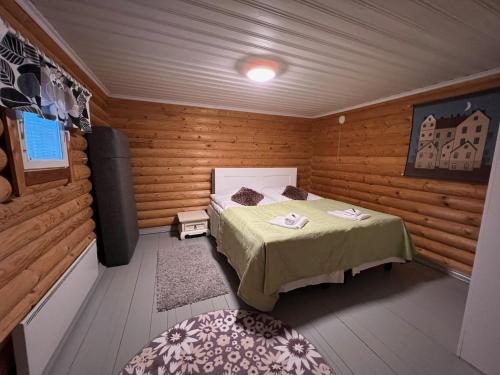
[177,210,210,240]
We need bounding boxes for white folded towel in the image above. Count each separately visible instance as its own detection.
[328,210,371,221]
[269,216,309,229]
[344,208,362,217]
[285,212,300,225]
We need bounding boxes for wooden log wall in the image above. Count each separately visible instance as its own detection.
[1,3,499,374]
[0,128,96,371]
[0,2,107,373]
[108,99,312,229]
[311,74,500,276]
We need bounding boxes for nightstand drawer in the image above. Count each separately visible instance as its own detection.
[183,221,207,232]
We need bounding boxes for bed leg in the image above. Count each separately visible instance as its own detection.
[344,270,352,281]
[384,263,393,271]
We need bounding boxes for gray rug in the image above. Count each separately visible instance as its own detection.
[155,243,229,311]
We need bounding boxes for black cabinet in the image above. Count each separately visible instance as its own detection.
[87,127,138,266]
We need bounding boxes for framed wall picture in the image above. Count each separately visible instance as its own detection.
[405,88,500,183]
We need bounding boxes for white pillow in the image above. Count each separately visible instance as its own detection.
[261,186,291,202]
[261,186,323,201]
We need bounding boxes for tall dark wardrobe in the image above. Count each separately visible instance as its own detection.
[87,126,139,266]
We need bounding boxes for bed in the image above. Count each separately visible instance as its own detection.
[208,168,415,311]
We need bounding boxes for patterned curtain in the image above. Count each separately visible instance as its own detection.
[40,59,91,132]
[0,18,92,132]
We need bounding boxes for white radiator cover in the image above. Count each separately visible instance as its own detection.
[13,240,99,375]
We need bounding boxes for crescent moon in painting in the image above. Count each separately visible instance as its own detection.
[465,101,472,111]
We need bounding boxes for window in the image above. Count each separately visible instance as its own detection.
[466,152,471,159]
[442,153,445,158]
[462,126,467,134]
[476,125,482,132]
[460,138,466,146]
[474,115,478,121]
[20,112,69,170]
[423,124,426,128]
[436,133,440,139]
[447,131,452,138]
[454,152,459,159]
[1,109,73,197]
[474,137,480,145]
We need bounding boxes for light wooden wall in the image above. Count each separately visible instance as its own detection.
[108,98,312,228]
[1,3,499,374]
[311,74,500,276]
[0,2,108,373]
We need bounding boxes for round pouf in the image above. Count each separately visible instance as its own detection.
[121,309,333,375]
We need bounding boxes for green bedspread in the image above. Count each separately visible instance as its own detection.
[218,199,415,311]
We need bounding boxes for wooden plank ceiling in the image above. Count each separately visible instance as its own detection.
[29,0,500,117]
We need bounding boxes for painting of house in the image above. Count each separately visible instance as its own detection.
[449,141,477,171]
[439,140,454,169]
[415,110,489,171]
[416,142,438,169]
[418,115,436,148]
[405,88,500,182]
[451,111,489,168]
[434,117,458,153]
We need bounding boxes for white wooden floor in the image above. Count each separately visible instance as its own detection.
[45,233,479,375]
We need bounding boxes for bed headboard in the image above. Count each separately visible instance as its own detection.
[212,168,297,195]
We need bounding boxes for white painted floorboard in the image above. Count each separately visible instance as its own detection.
[46,234,479,375]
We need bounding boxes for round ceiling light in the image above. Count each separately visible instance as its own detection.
[246,66,276,82]
[236,55,286,83]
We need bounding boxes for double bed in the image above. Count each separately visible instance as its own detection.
[207,168,415,311]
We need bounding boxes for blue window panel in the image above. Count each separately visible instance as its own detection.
[23,112,64,161]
